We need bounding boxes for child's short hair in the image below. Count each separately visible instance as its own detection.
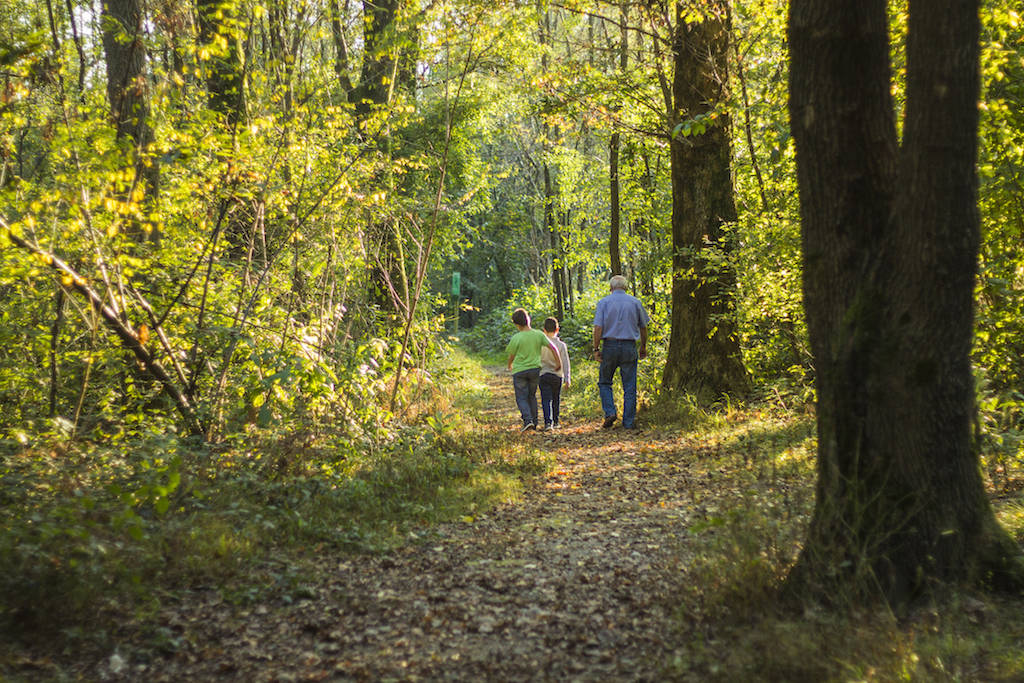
[543,317,559,333]
[511,308,529,326]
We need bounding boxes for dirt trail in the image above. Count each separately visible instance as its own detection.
[127,370,703,681]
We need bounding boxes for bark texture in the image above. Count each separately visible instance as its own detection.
[352,0,401,117]
[352,0,411,314]
[787,0,1023,604]
[609,132,622,276]
[197,0,246,126]
[329,0,355,98]
[608,3,628,277]
[101,0,159,230]
[661,1,747,400]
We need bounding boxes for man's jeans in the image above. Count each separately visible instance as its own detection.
[539,373,563,426]
[598,339,638,428]
[512,368,541,426]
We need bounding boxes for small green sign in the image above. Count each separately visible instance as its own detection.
[451,271,461,296]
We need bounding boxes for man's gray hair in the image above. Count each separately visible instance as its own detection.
[609,274,628,290]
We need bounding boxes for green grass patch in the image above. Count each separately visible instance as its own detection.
[659,403,1024,682]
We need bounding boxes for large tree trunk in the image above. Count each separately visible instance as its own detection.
[196,0,246,127]
[352,0,400,117]
[329,0,355,99]
[197,0,250,255]
[660,1,747,400]
[786,0,1023,605]
[101,0,159,238]
[352,0,411,315]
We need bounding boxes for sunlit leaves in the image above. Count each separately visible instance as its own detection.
[975,0,1024,416]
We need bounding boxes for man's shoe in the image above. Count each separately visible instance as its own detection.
[520,422,536,432]
[602,415,616,429]
[541,422,553,431]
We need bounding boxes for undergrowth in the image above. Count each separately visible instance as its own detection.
[0,346,549,652]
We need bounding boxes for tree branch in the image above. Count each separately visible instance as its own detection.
[2,218,205,438]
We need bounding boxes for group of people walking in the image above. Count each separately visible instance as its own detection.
[505,275,650,432]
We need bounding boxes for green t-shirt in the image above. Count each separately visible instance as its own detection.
[506,328,551,374]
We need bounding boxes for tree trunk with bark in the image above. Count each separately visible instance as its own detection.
[352,0,400,117]
[543,162,566,321]
[609,132,622,276]
[197,0,250,255]
[608,2,629,276]
[197,0,246,127]
[660,0,747,401]
[329,0,355,99]
[352,0,411,315]
[786,0,1024,605]
[538,8,565,321]
[101,0,159,237]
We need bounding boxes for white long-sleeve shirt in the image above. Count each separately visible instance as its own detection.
[540,334,571,384]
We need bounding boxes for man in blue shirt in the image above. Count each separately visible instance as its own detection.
[592,275,650,430]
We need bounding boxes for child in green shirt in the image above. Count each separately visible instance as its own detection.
[506,308,561,431]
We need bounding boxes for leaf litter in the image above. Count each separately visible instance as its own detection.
[48,369,745,681]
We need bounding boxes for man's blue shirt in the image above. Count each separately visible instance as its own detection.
[593,290,650,340]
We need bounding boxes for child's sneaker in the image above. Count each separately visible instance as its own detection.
[520,422,535,432]
[551,422,560,429]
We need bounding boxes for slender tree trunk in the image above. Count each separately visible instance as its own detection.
[48,286,65,418]
[733,38,768,213]
[543,162,565,321]
[609,133,622,275]
[786,0,1024,604]
[64,0,87,98]
[638,149,656,314]
[660,0,747,400]
[538,8,565,321]
[608,2,629,276]
[559,207,571,316]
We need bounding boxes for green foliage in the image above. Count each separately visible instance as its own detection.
[0,347,544,639]
[460,282,591,355]
[974,3,1024,477]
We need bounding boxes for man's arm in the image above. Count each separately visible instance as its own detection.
[639,325,648,360]
[592,325,603,360]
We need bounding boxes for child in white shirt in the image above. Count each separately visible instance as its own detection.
[539,317,571,429]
